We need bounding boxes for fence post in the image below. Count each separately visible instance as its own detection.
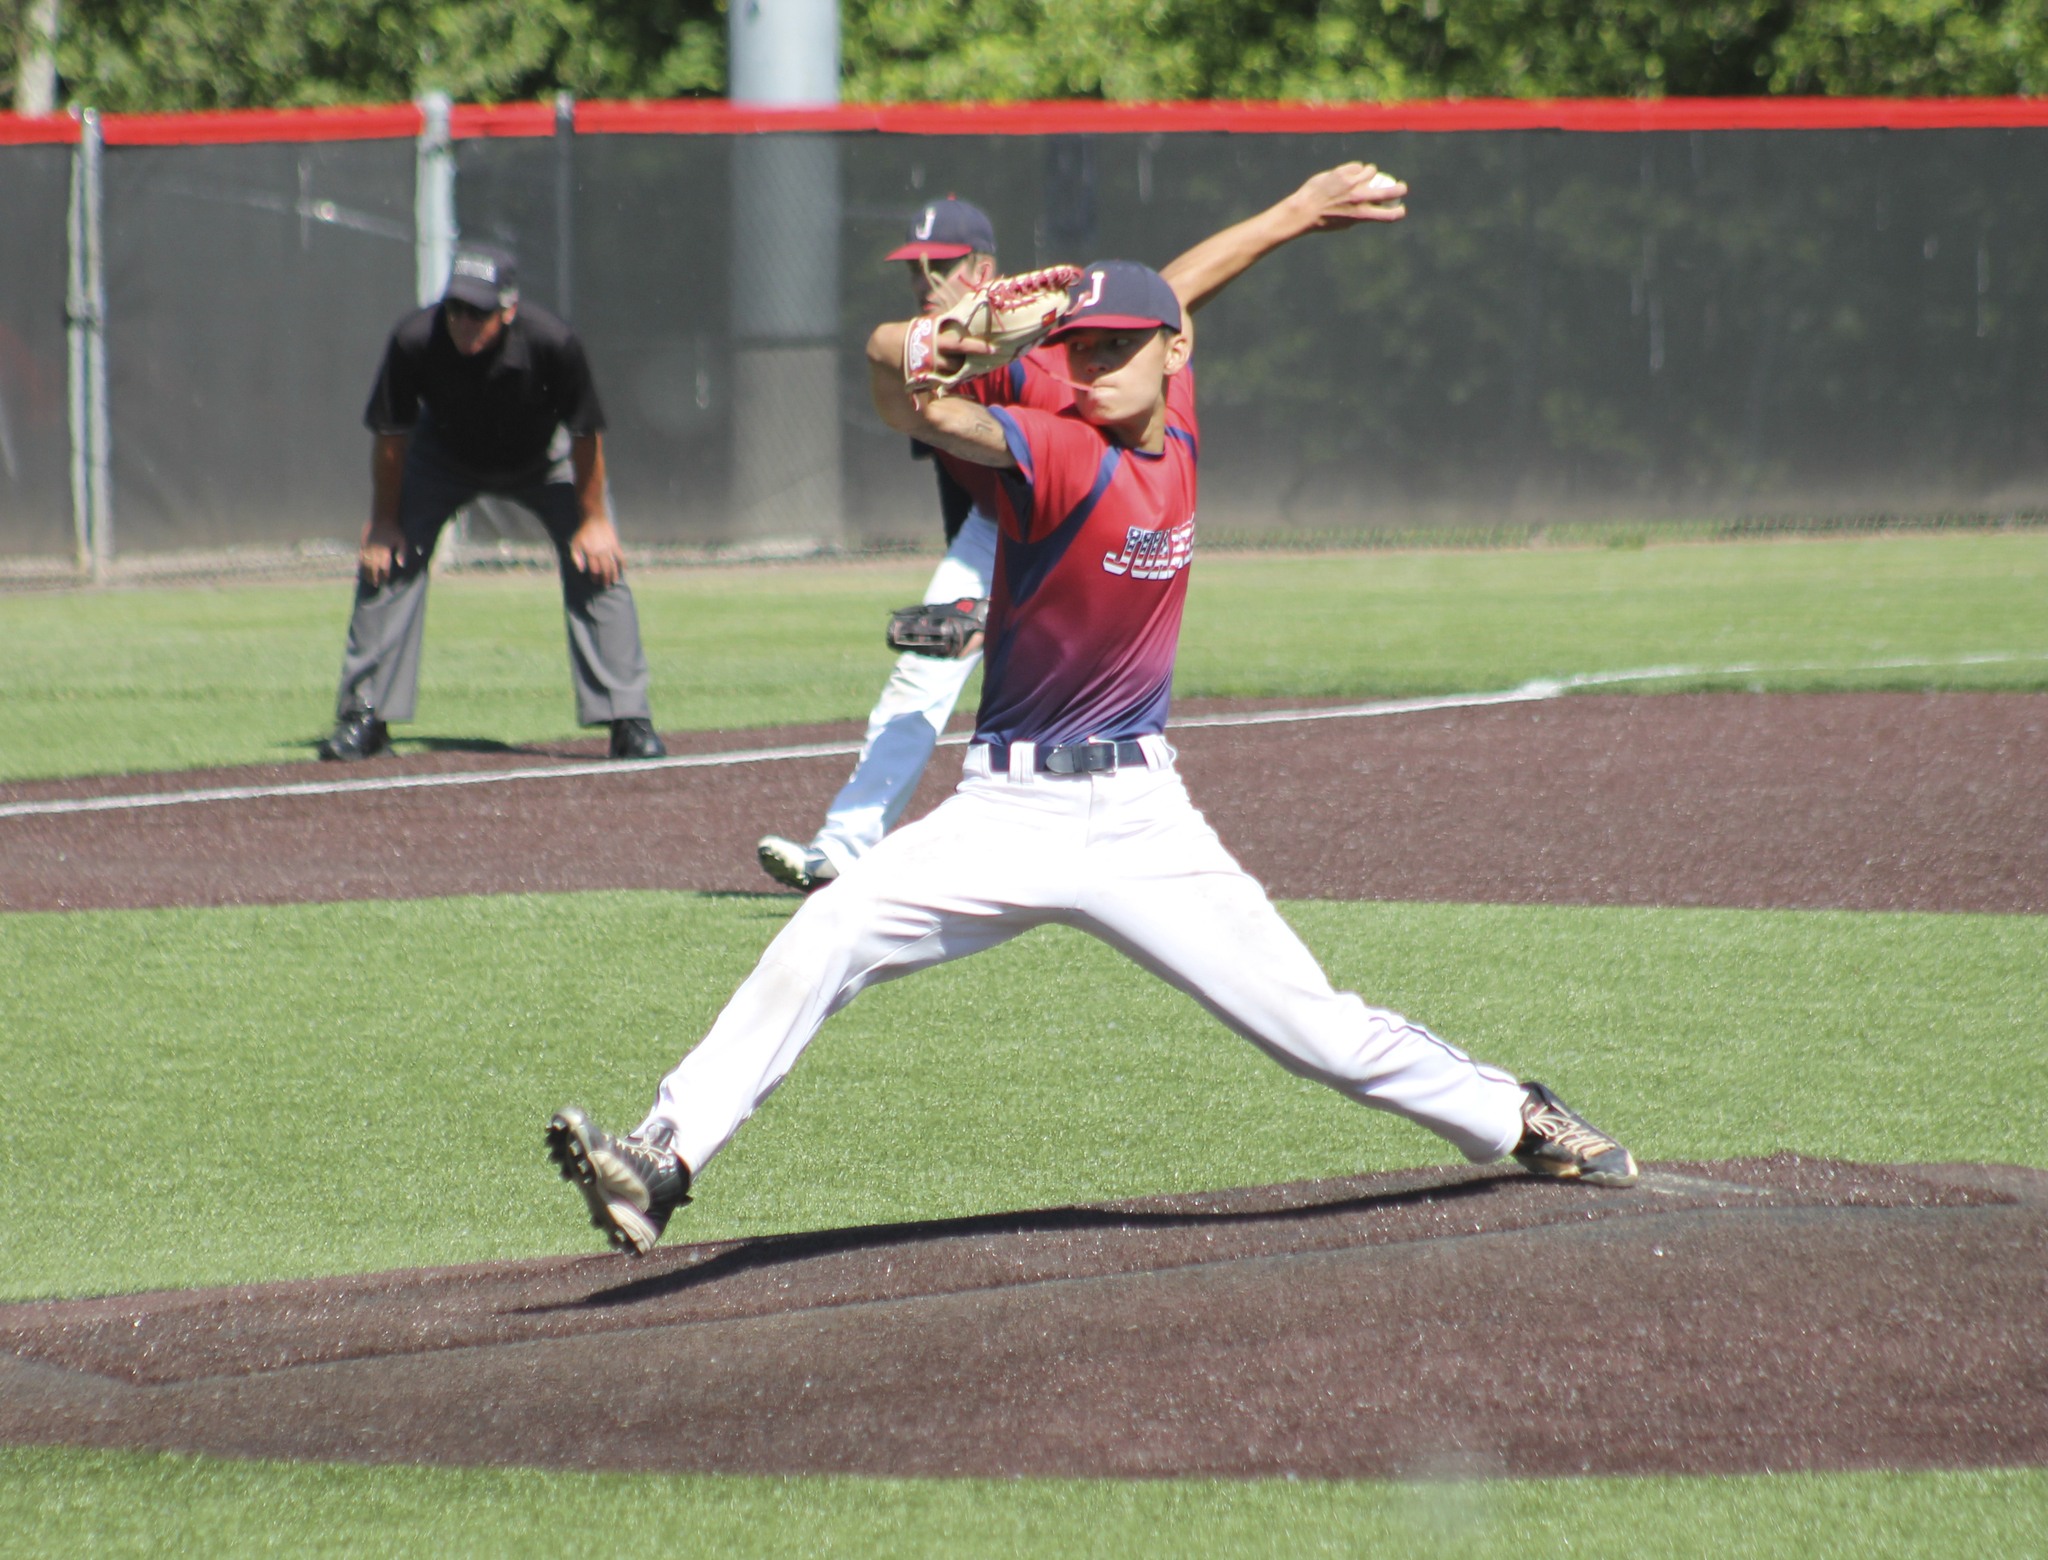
[727,0,843,547]
[413,92,466,564]
[65,106,110,582]
[414,92,455,307]
[553,92,575,320]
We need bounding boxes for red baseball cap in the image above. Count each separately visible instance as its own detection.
[886,198,997,263]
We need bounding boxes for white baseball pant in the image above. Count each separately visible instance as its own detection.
[809,511,999,876]
[643,742,1529,1176]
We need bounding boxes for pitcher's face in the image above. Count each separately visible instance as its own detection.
[1062,327,1175,429]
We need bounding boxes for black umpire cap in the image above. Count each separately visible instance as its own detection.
[887,198,996,263]
[443,243,519,310]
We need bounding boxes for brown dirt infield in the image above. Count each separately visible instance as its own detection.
[3,1157,2042,1479]
[3,692,2044,1479]
[2,692,2044,913]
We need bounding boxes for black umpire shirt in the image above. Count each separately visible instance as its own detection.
[364,303,605,483]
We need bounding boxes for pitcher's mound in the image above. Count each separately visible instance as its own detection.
[4,1155,2043,1479]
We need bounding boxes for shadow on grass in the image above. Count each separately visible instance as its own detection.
[408,736,561,757]
[287,734,571,760]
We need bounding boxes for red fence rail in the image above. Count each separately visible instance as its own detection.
[7,94,2048,147]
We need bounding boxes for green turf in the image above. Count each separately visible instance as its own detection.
[0,1448,2037,1559]
[1174,530,2048,700]
[6,531,2045,1552]
[0,559,943,780]
[2,530,2045,780]
[4,899,2042,1557]
[3,893,2041,1300]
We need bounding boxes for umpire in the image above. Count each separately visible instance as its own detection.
[318,242,665,762]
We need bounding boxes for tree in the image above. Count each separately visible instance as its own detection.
[842,1,2048,103]
[22,1,2048,111]
[51,0,722,111]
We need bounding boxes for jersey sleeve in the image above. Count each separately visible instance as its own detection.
[986,405,1113,545]
[362,326,421,436]
[547,331,607,436]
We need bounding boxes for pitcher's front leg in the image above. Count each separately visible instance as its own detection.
[642,813,1039,1176]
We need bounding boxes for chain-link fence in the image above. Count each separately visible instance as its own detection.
[0,140,73,559]
[5,102,2047,570]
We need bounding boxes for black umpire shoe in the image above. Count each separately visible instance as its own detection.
[1511,1080,1640,1186]
[547,1105,691,1254]
[317,710,388,762]
[609,717,667,759]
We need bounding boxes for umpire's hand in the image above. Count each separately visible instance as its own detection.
[358,516,407,587]
[571,515,627,587]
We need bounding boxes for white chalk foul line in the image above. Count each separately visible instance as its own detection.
[0,684,1577,822]
[0,740,866,821]
[3,650,2040,822]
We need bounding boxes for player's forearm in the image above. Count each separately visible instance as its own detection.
[867,321,926,437]
[367,433,408,533]
[1161,201,1317,316]
[916,399,1017,468]
[1163,163,1405,315]
[865,322,1015,468]
[571,432,607,522]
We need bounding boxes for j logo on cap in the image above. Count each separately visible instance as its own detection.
[887,199,997,263]
[1047,259,1183,339]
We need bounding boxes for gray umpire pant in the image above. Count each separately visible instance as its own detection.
[333,435,653,726]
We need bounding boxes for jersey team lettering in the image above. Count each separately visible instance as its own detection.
[1102,518,1196,580]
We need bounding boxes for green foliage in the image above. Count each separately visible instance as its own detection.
[843,0,1790,102]
[848,0,2048,101]
[22,0,2048,111]
[1767,0,2048,95]
[48,0,723,112]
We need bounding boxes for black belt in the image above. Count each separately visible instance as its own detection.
[987,738,1152,775]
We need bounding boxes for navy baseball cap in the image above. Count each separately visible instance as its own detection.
[887,198,997,262]
[443,243,519,309]
[1047,260,1184,338]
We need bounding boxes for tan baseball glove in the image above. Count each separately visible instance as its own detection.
[902,265,1084,395]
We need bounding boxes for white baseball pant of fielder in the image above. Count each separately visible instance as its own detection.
[807,509,999,876]
[640,740,1530,1175]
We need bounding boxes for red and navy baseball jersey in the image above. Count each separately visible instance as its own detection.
[934,351,1075,522]
[956,354,1199,750]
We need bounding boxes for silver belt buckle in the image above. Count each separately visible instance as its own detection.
[1044,740,1116,775]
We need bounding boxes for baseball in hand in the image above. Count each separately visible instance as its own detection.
[1300,162,1408,227]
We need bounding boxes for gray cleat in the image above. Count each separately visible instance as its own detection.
[1511,1080,1639,1187]
[546,1105,691,1253]
[756,834,838,893]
